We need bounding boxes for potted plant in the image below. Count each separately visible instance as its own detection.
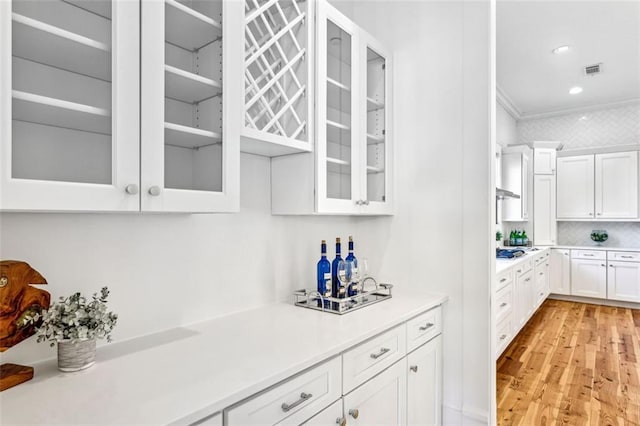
[496,231,503,248]
[24,287,117,372]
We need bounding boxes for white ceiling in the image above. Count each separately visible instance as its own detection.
[497,1,640,118]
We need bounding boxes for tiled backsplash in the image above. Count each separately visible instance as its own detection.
[558,222,640,248]
[517,103,640,150]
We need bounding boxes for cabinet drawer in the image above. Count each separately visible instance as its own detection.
[343,325,406,393]
[407,306,442,353]
[496,315,514,358]
[608,251,640,262]
[572,250,606,260]
[226,357,341,426]
[496,269,513,290]
[513,259,532,276]
[495,282,514,324]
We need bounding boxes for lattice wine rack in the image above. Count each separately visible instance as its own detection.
[244,0,310,145]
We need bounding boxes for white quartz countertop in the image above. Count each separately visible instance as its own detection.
[496,247,550,274]
[553,245,640,252]
[0,290,448,425]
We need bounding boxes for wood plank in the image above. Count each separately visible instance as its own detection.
[497,300,640,425]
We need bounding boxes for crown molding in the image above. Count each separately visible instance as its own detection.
[519,98,640,121]
[496,85,522,119]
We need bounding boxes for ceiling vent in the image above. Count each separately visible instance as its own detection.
[584,63,603,76]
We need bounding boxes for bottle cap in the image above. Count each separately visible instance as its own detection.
[349,236,353,241]
[321,240,326,244]
[336,237,341,242]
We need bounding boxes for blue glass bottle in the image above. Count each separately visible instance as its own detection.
[331,237,344,301]
[316,240,331,308]
[346,236,358,296]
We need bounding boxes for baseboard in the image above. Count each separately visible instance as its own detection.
[443,402,489,425]
[548,294,640,309]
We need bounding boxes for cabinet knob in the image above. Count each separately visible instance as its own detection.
[125,184,139,195]
[588,212,593,216]
[410,365,418,373]
[336,418,346,426]
[355,200,362,206]
[597,213,602,216]
[349,409,359,419]
[601,264,606,267]
[363,200,370,206]
[148,186,161,196]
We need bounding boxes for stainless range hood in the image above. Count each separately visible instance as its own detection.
[496,188,520,199]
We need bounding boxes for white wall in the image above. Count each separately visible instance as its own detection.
[496,101,517,148]
[0,1,492,423]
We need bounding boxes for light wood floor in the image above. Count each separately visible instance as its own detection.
[497,299,640,425]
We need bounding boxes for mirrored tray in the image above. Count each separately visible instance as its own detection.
[293,283,393,315]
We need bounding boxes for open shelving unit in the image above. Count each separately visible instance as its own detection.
[10,0,114,185]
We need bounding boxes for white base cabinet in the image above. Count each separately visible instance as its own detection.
[407,335,442,426]
[343,359,407,426]
[571,251,607,299]
[550,249,571,295]
[224,305,443,426]
[607,252,640,302]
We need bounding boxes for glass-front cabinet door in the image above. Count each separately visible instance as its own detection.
[316,0,359,214]
[360,35,392,215]
[0,0,140,211]
[141,0,239,213]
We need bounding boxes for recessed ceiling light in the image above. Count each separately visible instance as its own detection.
[569,86,583,95]
[552,45,570,54]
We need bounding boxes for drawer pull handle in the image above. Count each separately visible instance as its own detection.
[525,278,531,282]
[281,392,312,412]
[601,264,606,267]
[336,417,346,426]
[349,409,360,419]
[500,334,507,341]
[500,278,507,283]
[517,269,522,273]
[419,322,435,331]
[539,272,544,276]
[370,347,391,359]
[584,254,594,257]
[500,302,507,308]
[621,255,633,259]
[410,365,418,373]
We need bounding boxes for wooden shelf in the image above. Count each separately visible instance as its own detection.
[366,165,384,174]
[327,78,351,114]
[12,90,111,134]
[12,13,111,81]
[64,0,112,19]
[367,97,384,112]
[326,119,351,145]
[326,157,351,174]
[367,133,384,145]
[165,0,222,51]
[165,65,221,104]
[164,122,221,149]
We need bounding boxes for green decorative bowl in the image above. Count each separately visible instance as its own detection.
[590,230,608,245]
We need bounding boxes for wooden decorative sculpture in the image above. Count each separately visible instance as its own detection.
[0,260,50,391]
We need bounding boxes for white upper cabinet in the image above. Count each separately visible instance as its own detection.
[271,0,393,215]
[595,151,638,219]
[533,174,556,245]
[501,147,531,221]
[556,151,638,220]
[556,154,595,219]
[140,0,239,213]
[238,0,313,156]
[1,0,140,211]
[533,147,556,175]
[1,0,239,212]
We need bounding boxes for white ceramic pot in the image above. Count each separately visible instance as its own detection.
[57,339,96,372]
